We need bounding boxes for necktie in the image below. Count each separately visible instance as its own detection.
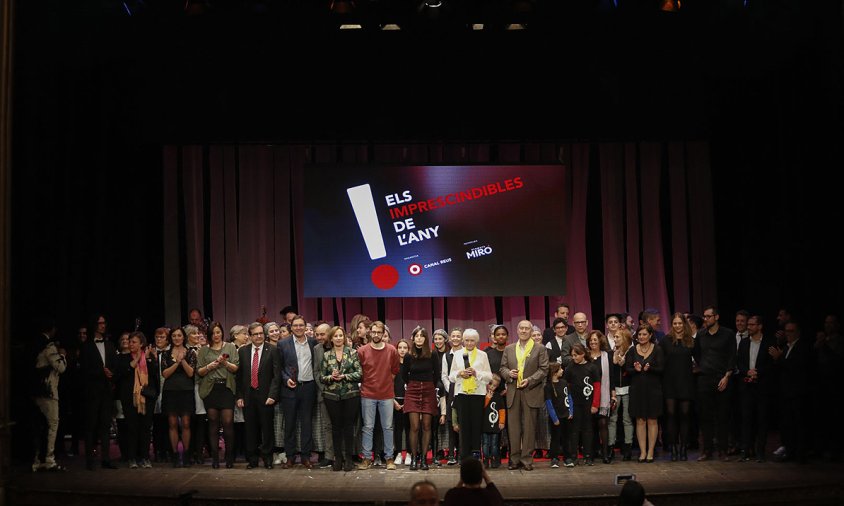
[251,347,259,389]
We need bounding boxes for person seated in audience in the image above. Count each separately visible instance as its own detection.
[409,480,439,506]
[618,480,655,506]
[443,457,503,506]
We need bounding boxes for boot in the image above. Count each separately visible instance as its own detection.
[419,453,429,471]
[679,444,688,461]
[670,444,678,462]
[211,449,220,469]
[171,452,181,468]
[602,443,611,464]
[622,444,632,461]
[409,452,418,471]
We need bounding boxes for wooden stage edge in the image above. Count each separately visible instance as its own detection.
[8,457,844,506]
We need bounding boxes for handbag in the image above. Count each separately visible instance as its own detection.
[141,384,157,399]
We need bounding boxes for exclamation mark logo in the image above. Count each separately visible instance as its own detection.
[348,184,399,290]
[347,184,387,259]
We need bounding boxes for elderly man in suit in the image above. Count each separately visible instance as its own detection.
[277,315,318,469]
[236,322,281,469]
[500,320,549,470]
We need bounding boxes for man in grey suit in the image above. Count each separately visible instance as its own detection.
[560,312,590,368]
[500,320,549,470]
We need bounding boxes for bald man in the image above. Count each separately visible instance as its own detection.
[312,323,334,467]
[499,320,549,470]
[560,312,590,368]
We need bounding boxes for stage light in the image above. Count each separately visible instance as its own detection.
[660,0,680,12]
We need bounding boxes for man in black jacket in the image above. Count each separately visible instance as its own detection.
[80,314,118,470]
[769,320,812,463]
[736,315,775,462]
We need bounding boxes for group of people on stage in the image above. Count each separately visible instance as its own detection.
[27,303,842,473]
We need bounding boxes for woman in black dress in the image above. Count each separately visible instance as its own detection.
[660,313,695,461]
[404,327,441,470]
[625,326,664,463]
[161,326,196,467]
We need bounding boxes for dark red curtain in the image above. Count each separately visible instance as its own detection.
[163,141,715,339]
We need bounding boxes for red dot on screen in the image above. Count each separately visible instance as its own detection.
[371,265,399,290]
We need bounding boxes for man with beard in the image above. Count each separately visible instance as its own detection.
[356,321,400,470]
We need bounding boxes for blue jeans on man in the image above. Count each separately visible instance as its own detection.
[360,397,394,460]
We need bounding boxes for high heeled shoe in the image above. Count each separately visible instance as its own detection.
[409,453,418,471]
[419,453,429,471]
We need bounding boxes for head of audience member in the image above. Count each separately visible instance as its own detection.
[572,313,589,336]
[325,326,347,350]
[458,457,484,487]
[735,310,750,334]
[248,322,265,346]
[118,332,131,353]
[230,325,249,347]
[369,321,386,346]
[290,315,307,340]
[154,327,170,350]
[636,325,655,345]
[208,321,225,346]
[614,329,633,354]
[314,323,330,346]
[554,303,571,324]
[433,329,448,352]
[702,306,720,331]
[491,324,509,349]
[264,322,281,345]
[396,339,410,360]
[587,330,610,353]
[449,327,464,350]
[188,308,203,327]
[279,306,297,325]
[408,480,439,506]
[169,326,186,348]
[463,328,480,351]
[618,480,648,506]
[606,313,621,336]
[517,320,533,343]
[669,312,694,348]
[531,326,543,344]
[411,326,431,358]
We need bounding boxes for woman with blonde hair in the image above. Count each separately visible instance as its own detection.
[660,312,695,461]
[608,329,634,461]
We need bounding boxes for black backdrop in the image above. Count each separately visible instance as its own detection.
[10,4,844,349]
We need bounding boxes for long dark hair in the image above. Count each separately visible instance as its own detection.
[410,326,431,359]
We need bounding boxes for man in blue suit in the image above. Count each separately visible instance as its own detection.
[278,315,318,469]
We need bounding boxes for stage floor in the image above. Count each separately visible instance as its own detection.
[7,453,844,506]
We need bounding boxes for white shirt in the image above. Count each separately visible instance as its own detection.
[95,340,106,365]
[251,344,263,365]
[441,347,462,391]
[785,338,800,359]
[736,331,748,349]
[749,338,761,371]
[293,337,314,381]
[448,348,492,396]
[546,337,565,364]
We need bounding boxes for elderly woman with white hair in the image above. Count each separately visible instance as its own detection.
[448,328,493,462]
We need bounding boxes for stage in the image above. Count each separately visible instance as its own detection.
[8,453,843,506]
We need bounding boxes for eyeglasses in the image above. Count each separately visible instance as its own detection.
[250,331,264,337]
[554,326,566,330]
[370,330,383,335]
[573,321,588,325]
[702,314,715,319]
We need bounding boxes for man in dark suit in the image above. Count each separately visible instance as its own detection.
[736,315,775,462]
[560,312,590,368]
[236,322,281,469]
[277,315,318,469]
[80,314,118,470]
[769,320,812,463]
[542,303,573,345]
[500,320,549,470]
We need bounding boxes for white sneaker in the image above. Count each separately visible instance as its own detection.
[280,451,288,464]
[773,446,786,456]
[374,456,384,467]
[142,459,152,469]
[273,452,283,466]
[404,453,412,466]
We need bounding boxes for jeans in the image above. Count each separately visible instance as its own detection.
[361,397,394,460]
[482,432,500,460]
[608,393,633,445]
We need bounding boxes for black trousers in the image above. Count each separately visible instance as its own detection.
[548,418,566,459]
[152,413,170,459]
[85,388,114,464]
[457,395,484,458]
[324,397,360,461]
[281,380,317,457]
[740,382,769,457]
[244,389,274,464]
[697,375,731,453]
[781,394,808,461]
[122,397,153,461]
[569,403,593,458]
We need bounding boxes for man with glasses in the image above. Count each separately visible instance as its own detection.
[357,321,400,470]
[560,312,590,368]
[150,327,172,463]
[736,315,775,462]
[311,323,335,467]
[692,306,736,461]
[278,315,318,468]
[545,317,569,364]
[542,303,573,345]
[236,322,281,469]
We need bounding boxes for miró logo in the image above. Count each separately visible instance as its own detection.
[466,245,493,260]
